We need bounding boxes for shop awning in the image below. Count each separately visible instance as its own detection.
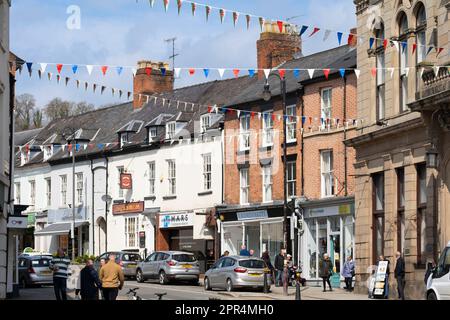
[34,221,89,236]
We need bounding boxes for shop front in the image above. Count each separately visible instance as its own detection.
[156,211,215,274]
[218,204,284,264]
[299,197,355,283]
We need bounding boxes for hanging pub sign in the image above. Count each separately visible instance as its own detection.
[120,173,132,189]
[113,201,144,215]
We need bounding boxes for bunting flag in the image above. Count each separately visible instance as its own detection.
[26,62,33,76]
[307,69,314,79]
[309,27,320,37]
[246,15,251,30]
[72,65,78,74]
[56,74,61,84]
[437,47,444,57]
[323,69,330,80]
[277,21,284,33]
[174,68,181,78]
[293,69,300,79]
[132,68,137,77]
[278,69,285,79]
[339,68,345,78]
[369,38,375,49]
[337,32,343,45]
[401,42,407,53]
[38,70,42,79]
[161,68,166,76]
[248,69,255,78]
[188,68,195,75]
[101,65,108,75]
[191,2,196,16]
[354,69,360,79]
[40,63,47,73]
[177,0,182,15]
[116,66,123,75]
[371,67,377,78]
[203,68,210,78]
[412,43,417,55]
[259,17,265,32]
[383,39,388,50]
[233,12,239,27]
[392,41,399,52]
[86,65,93,75]
[233,69,240,78]
[218,68,225,79]
[219,9,226,24]
[205,5,210,21]
[84,81,88,91]
[300,25,309,37]
[93,83,97,93]
[145,67,152,76]
[426,46,434,56]
[56,64,63,74]
[347,34,354,45]
[149,0,155,8]
[163,0,169,12]
[65,77,69,86]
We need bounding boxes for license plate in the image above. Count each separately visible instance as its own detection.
[41,271,52,275]
[182,264,192,269]
[127,264,137,268]
[249,273,262,277]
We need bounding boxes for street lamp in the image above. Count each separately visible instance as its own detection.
[426,145,438,169]
[62,128,89,261]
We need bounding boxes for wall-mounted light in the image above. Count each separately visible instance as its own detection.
[426,146,439,169]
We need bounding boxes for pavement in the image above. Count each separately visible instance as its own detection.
[10,281,370,301]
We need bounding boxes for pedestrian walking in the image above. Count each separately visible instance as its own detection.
[377,255,390,299]
[249,249,255,257]
[80,259,102,300]
[274,249,286,287]
[319,253,334,292]
[220,251,230,258]
[342,256,355,292]
[239,245,250,256]
[49,248,71,301]
[99,258,106,299]
[99,254,124,301]
[394,251,406,300]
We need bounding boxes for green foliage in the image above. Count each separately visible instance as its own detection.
[73,254,97,264]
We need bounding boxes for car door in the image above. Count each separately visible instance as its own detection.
[142,253,157,278]
[221,258,237,288]
[433,247,450,299]
[208,258,224,287]
[215,258,233,289]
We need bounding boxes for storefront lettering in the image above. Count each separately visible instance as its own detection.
[237,210,268,221]
[112,201,144,215]
[160,213,193,228]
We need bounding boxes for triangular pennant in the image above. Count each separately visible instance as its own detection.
[299,25,309,37]
[436,47,444,57]
[293,69,300,79]
[401,42,407,53]
[56,74,61,84]
[259,17,265,32]
[263,69,271,79]
[205,5,210,21]
[84,82,88,91]
[160,68,166,76]
[163,0,169,12]
[354,69,361,79]
[347,34,355,45]
[132,68,137,77]
[323,69,330,80]
[191,2,196,16]
[40,63,47,73]
[188,68,195,76]
[65,77,69,86]
[246,15,251,30]
[218,68,225,79]
[101,65,108,76]
[119,89,123,98]
[177,0,182,15]
[383,39,388,50]
[233,12,239,27]
[337,32,343,45]
[392,41,399,52]
[371,67,377,78]
[93,83,97,93]
[38,70,42,79]
[309,27,320,37]
[277,21,284,33]
[26,62,33,76]
[219,9,226,24]
[72,65,78,74]
[86,65,93,75]
[433,66,441,77]
[76,80,80,88]
[237,110,241,118]
[323,30,331,41]
[116,66,123,75]
[203,68,210,78]
[56,64,63,74]
[369,37,375,49]
[339,68,345,78]
[233,69,240,78]
[278,69,285,79]
[145,67,152,76]
[174,68,181,78]
[307,69,315,79]
[248,69,255,78]
[101,86,106,95]
[412,43,417,55]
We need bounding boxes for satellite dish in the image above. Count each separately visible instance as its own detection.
[101,195,113,204]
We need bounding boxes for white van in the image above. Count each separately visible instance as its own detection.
[426,241,450,300]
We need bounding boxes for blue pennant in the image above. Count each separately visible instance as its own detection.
[203,69,210,78]
[426,46,434,56]
[116,66,123,75]
[160,68,166,76]
[75,144,80,152]
[97,143,104,150]
[221,107,227,113]
[293,69,300,79]
[302,116,306,125]
[337,32,343,45]
[369,38,375,49]
[299,25,309,37]
[26,62,33,73]
[401,42,407,53]
[72,65,78,74]
[248,69,255,78]
[339,68,346,78]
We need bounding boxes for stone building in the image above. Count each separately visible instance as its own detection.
[348,0,450,299]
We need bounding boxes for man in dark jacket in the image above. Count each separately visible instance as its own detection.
[319,253,334,292]
[394,251,406,300]
[274,249,286,287]
[80,259,102,300]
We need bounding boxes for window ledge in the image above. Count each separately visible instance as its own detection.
[198,190,213,196]
[237,150,250,156]
[259,146,272,152]
[144,196,156,201]
[163,195,177,200]
[283,141,298,148]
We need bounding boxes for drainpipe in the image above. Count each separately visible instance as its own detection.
[300,92,305,196]
[343,75,348,197]
[105,156,109,252]
[90,160,95,256]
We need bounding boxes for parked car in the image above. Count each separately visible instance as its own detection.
[426,241,450,300]
[18,255,53,287]
[136,251,200,285]
[204,256,271,292]
[94,251,142,279]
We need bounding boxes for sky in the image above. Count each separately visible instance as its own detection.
[11,0,356,109]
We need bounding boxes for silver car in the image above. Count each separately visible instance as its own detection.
[18,255,54,287]
[136,251,200,285]
[204,256,271,292]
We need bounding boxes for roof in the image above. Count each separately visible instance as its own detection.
[14,128,42,146]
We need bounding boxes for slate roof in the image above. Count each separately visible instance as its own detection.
[14,128,42,146]
[15,45,356,168]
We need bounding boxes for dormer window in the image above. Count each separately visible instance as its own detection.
[44,145,53,161]
[166,122,176,140]
[149,127,157,142]
[200,114,211,133]
[120,132,130,148]
[20,149,29,166]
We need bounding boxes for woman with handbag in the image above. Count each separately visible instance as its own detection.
[319,253,333,292]
[342,256,355,292]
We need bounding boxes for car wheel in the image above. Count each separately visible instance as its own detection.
[136,269,145,283]
[204,277,212,291]
[427,291,437,300]
[226,278,234,292]
[159,271,168,285]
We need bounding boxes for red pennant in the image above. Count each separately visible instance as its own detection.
[347,34,354,45]
[437,47,444,57]
[279,69,286,79]
[412,43,417,55]
[323,69,330,79]
[68,144,72,153]
[56,64,63,74]
[25,144,30,153]
[101,66,108,75]
[189,68,195,75]
[251,111,255,119]
[309,117,313,125]
[309,27,320,37]
[371,67,377,77]
[233,69,240,78]
[145,67,152,76]
[89,143,95,150]
[208,106,212,113]
[271,114,276,121]
[383,39,388,50]
[277,21,283,33]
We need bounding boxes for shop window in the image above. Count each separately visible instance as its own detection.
[417,163,427,265]
[287,161,297,198]
[372,172,385,264]
[321,150,334,198]
[397,168,405,253]
[286,105,297,142]
[240,168,249,204]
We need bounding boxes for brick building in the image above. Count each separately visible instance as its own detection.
[348,0,450,299]
[217,22,358,282]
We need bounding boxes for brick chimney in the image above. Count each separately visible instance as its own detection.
[133,61,174,109]
[349,28,358,47]
[257,21,302,79]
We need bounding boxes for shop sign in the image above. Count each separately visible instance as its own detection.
[113,201,144,215]
[237,210,268,221]
[120,173,132,189]
[7,216,28,229]
[304,203,354,219]
[373,261,389,296]
[160,212,193,229]
[27,213,36,227]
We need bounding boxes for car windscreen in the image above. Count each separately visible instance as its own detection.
[31,259,51,267]
[123,254,141,262]
[239,260,265,269]
[172,254,196,262]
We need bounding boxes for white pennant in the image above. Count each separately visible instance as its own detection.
[174,68,181,78]
[403,67,410,77]
[257,113,261,120]
[323,30,331,41]
[307,69,315,79]
[40,63,47,73]
[149,0,155,7]
[62,145,66,152]
[392,41,399,52]
[277,115,282,121]
[132,68,137,77]
[420,67,425,79]
[354,69,361,79]
[83,144,88,151]
[218,69,225,79]
[86,65,93,75]
[433,66,441,77]
[237,110,240,118]
[388,67,395,79]
[263,69,271,79]
[146,95,149,104]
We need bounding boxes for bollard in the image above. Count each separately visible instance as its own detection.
[263,271,269,294]
[295,272,302,300]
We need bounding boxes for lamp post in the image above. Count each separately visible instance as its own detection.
[262,73,289,296]
[262,73,289,249]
